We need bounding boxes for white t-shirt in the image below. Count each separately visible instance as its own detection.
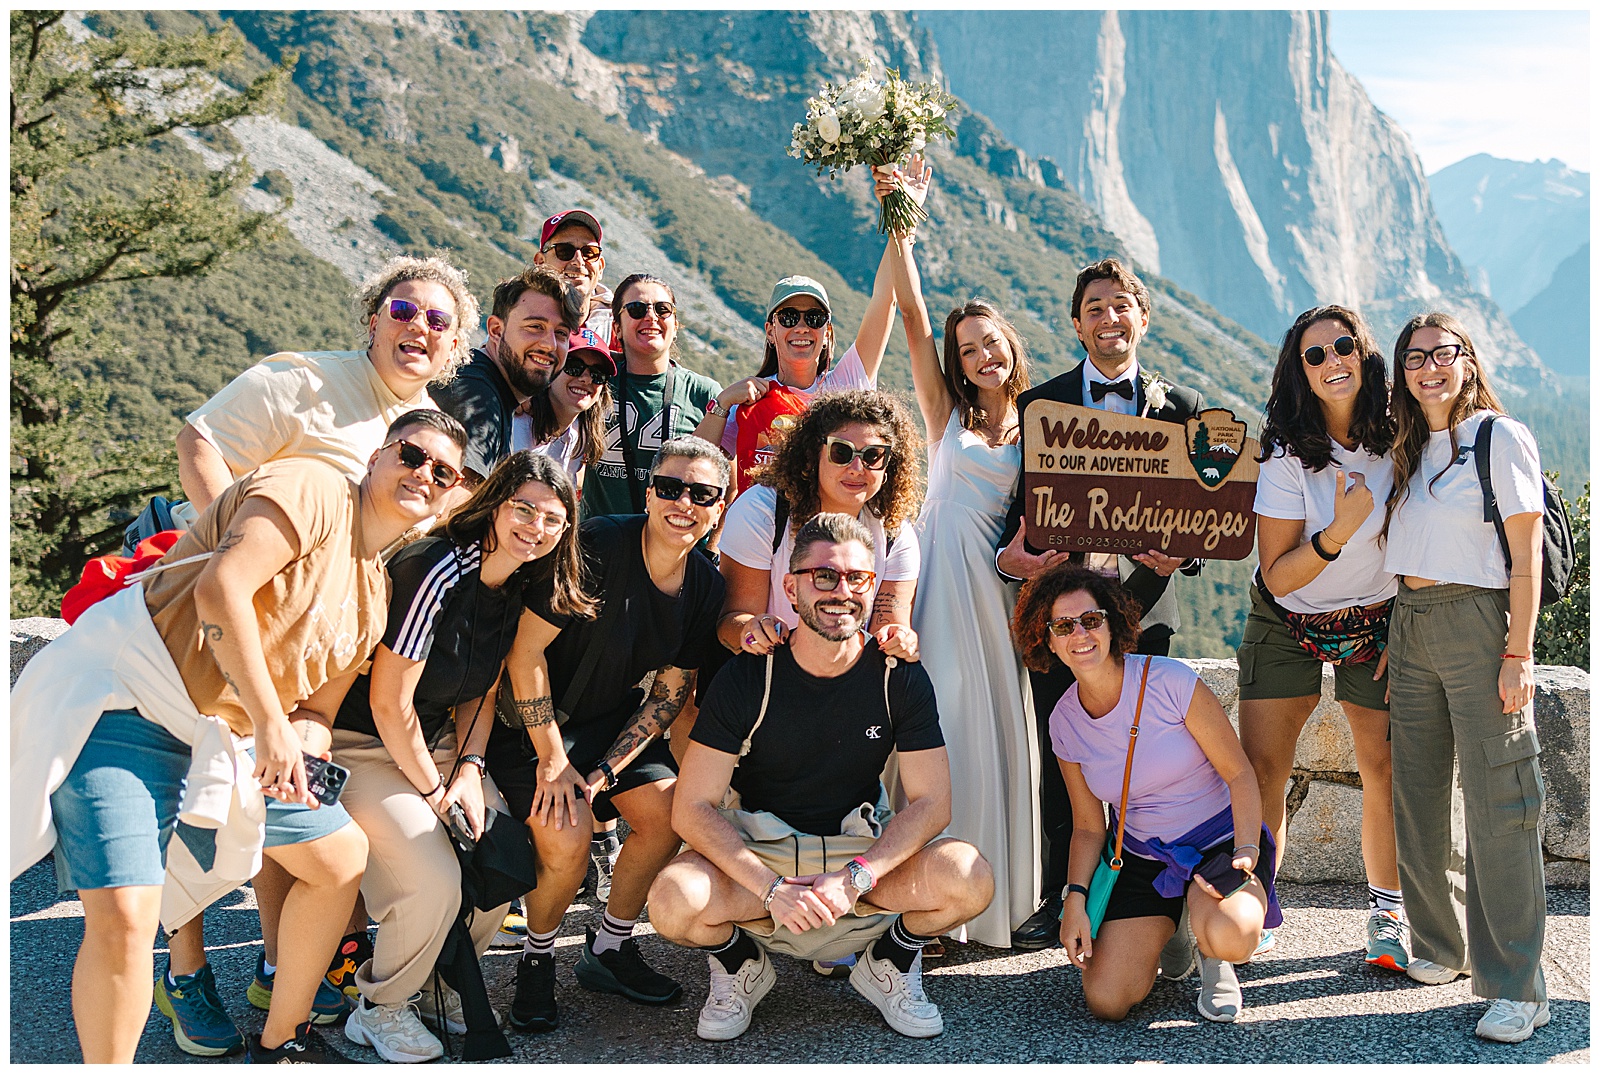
[1384,412,1544,589]
[516,419,585,490]
[1254,441,1398,613]
[719,483,920,627]
[718,342,874,453]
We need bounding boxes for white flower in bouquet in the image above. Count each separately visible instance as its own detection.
[817,111,841,144]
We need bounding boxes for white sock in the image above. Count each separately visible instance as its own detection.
[523,925,558,959]
[592,911,636,955]
[1367,884,1405,917]
[262,958,277,977]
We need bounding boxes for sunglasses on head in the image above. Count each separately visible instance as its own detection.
[547,241,601,263]
[623,300,675,321]
[824,436,891,470]
[386,439,464,489]
[649,474,724,507]
[559,355,610,386]
[772,307,830,330]
[1301,335,1355,366]
[1047,609,1110,636]
[792,566,877,594]
[1402,343,1465,370]
[386,298,454,333]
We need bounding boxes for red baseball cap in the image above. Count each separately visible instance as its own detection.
[540,210,602,249]
[567,326,619,375]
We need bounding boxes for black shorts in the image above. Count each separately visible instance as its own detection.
[1101,833,1276,926]
[486,732,677,824]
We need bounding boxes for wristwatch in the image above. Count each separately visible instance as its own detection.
[596,760,618,791]
[458,754,486,774]
[704,396,724,417]
[846,856,876,894]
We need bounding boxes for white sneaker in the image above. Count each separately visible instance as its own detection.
[696,949,777,1041]
[415,981,501,1035]
[344,996,444,1063]
[592,841,619,903]
[1197,956,1242,1022]
[1405,957,1464,985]
[1475,998,1550,1043]
[849,947,943,1038]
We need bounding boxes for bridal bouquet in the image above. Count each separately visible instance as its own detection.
[789,65,958,234]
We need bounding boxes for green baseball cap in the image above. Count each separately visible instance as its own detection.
[766,275,831,320]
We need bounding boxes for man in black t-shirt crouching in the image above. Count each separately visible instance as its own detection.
[649,513,994,1041]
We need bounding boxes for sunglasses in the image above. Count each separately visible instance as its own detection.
[1402,343,1465,371]
[649,474,724,507]
[772,307,830,330]
[386,439,464,489]
[559,355,610,386]
[623,300,675,321]
[1301,335,1355,366]
[506,499,568,535]
[547,241,601,263]
[824,436,891,470]
[1047,609,1110,636]
[386,298,454,333]
[792,566,877,594]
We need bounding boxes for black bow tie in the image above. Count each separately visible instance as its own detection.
[1090,379,1135,402]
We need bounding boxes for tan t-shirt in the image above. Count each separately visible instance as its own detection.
[186,350,437,483]
[143,458,390,737]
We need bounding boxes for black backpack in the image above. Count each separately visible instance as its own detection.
[1473,415,1576,607]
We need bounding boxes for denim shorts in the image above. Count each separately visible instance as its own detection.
[49,709,352,893]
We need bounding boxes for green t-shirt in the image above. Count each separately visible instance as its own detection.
[583,362,722,519]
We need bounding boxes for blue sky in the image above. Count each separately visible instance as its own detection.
[1328,10,1590,174]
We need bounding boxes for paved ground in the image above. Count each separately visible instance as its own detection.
[9,859,1589,1064]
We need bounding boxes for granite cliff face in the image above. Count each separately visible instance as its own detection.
[920,9,1550,388]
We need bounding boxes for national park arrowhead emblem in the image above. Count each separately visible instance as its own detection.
[1185,408,1248,488]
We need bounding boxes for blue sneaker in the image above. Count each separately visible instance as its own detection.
[246,950,351,1024]
[153,962,245,1057]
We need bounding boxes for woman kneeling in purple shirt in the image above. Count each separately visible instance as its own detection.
[1013,565,1279,1024]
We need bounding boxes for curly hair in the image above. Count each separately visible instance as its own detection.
[1011,565,1143,674]
[1381,311,1507,539]
[943,300,1032,432]
[755,388,923,538]
[355,254,479,384]
[1257,305,1394,471]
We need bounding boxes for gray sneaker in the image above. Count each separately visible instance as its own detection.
[1159,904,1196,979]
[1197,956,1242,1023]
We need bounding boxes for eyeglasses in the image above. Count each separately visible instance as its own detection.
[547,241,601,263]
[792,566,877,594]
[1301,335,1355,366]
[1046,609,1110,636]
[559,355,610,386]
[649,474,724,507]
[506,499,568,534]
[772,307,830,330]
[386,299,454,334]
[623,300,675,321]
[824,436,891,470]
[386,439,464,489]
[1402,343,1465,370]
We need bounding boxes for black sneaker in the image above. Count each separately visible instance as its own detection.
[509,952,559,1033]
[247,1021,345,1063]
[574,928,683,1005]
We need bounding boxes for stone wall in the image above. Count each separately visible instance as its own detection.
[8,618,1589,886]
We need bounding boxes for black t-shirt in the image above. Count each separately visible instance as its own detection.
[693,641,945,836]
[506,514,725,767]
[337,537,526,743]
[431,348,516,483]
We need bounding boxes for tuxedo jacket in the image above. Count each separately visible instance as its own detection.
[996,360,1206,633]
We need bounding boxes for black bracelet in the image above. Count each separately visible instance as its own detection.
[1310,529,1341,561]
[597,760,618,790]
[1065,883,1090,899]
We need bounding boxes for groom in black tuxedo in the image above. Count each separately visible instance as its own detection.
[995,257,1206,950]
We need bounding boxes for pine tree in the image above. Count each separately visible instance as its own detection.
[10,11,295,614]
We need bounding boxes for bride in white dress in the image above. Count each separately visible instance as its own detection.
[879,161,1041,947]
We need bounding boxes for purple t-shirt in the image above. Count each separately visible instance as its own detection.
[1049,656,1231,844]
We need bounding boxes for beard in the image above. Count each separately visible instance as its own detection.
[496,336,553,398]
[797,594,866,642]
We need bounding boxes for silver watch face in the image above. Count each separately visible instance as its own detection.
[848,862,871,892]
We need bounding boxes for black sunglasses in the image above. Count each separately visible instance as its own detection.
[792,566,876,594]
[386,439,463,489]
[1047,609,1110,636]
[824,436,891,470]
[772,307,830,330]
[559,355,610,386]
[1301,335,1356,366]
[623,300,675,321]
[649,474,724,507]
[547,241,601,263]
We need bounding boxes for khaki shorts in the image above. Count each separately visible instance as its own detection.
[1236,584,1390,711]
[722,807,896,964]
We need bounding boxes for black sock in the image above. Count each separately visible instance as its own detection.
[705,925,759,974]
[871,917,933,974]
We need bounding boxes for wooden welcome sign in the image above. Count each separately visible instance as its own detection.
[1020,400,1261,560]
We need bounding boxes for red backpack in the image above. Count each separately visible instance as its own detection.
[60,531,196,624]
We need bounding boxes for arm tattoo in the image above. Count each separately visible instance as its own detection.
[199,619,224,645]
[220,670,239,696]
[871,591,902,622]
[600,669,694,772]
[515,695,555,729]
[214,529,244,556]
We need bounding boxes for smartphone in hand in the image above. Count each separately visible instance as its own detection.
[302,753,350,807]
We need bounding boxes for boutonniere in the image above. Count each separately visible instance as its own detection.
[1139,370,1170,416]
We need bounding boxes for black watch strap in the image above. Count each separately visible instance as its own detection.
[458,754,486,773]
[597,760,618,790]
[1066,883,1090,899]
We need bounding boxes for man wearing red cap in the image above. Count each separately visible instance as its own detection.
[533,209,614,345]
